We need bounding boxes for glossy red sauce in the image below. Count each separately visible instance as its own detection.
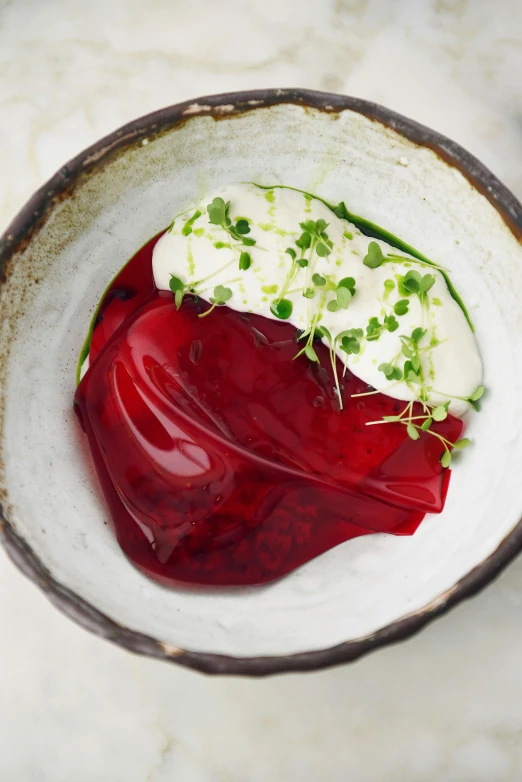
[74,234,464,586]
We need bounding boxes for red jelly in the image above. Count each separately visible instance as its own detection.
[74,235,464,586]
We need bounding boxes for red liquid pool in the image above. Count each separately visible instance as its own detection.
[74,235,464,586]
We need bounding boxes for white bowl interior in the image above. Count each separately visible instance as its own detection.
[1,102,522,657]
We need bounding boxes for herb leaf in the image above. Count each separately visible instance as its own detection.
[213,285,233,304]
[207,197,227,226]
[305,344,319,362]
[432,403,449,421]
[454,438,471,449]
[402,270,422,293]
[239,252,251,270]
[420,273,436,293]
[407,423,419,440]
[384,314,399,332]
[363,241,385,269]
[441,450,452,468]
[338,276,356,295]
[169,275,185,293]
[394,299,409,316]
[411,327,427,344]
[378,363,402,381]
[271,298,293,320]
[235,219,250,235]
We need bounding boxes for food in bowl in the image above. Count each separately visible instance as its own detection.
[74,183,483,587]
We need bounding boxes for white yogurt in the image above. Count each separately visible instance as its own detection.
[153,184,482,416]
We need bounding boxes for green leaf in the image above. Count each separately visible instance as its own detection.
[420,273,436,293]
[296,231,311,250]
[384,279,395,292]
[303,288,315,299]
[366,316,382,341]
[470,385,485,402]
[296,258,308,268]
[327,300,339,312]
[412,327,427,344]
[421,417,432,431]
[340,331,361,354]
[169,275,185,293]
[241,236,256,247]
[378,363,402,381]
[411,355,420,373]
[316,243,330,257]
[312,273,326,286]
[314,326,332,342]
[285,247,296,260]
[432,404,448,422]
[402,343,413,358]
[336,287,352,309]
[305,344,319,362]
[207,197,227,226]
[394,299,409,316]
[239,251,251,270]
[317,326,332,340]
[402,270,422,293]
[384,315,399,332]
[315,219,327,232]
[407,423,419,440]
[214,285,233,303]
[363,241,385,269]
[441,450,452,468]
[270,298,293,320]
[454,438,471,449]
[300,220,316,232]
[174,289,183,309]
[235,219,250,235]
[338,276,356,294]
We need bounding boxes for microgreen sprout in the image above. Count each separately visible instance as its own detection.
[207,197,256,247]
[169,275,190,309]
[364,396,472,466]
[198,285,233,318]
[399,270,436,306]
[366,314,399,341]
[378,363,402,382]
[294,323,323,363]
[299,219,333,257]
[338,328,363,356]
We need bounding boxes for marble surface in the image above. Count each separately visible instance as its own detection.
[1,0,522,779]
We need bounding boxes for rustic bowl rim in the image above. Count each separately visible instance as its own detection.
[1,87,521,677]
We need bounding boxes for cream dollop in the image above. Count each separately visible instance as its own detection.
[153,183,482,416]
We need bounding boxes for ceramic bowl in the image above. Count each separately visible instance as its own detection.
[1,89,522,676]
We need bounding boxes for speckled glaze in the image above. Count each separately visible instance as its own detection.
[1,89,521,676]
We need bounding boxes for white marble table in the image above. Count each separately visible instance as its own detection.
[1,1,522,779]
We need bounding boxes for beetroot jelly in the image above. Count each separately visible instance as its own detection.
[74,235,463,586]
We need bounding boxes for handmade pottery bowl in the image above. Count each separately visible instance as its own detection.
[1,89,521,676]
